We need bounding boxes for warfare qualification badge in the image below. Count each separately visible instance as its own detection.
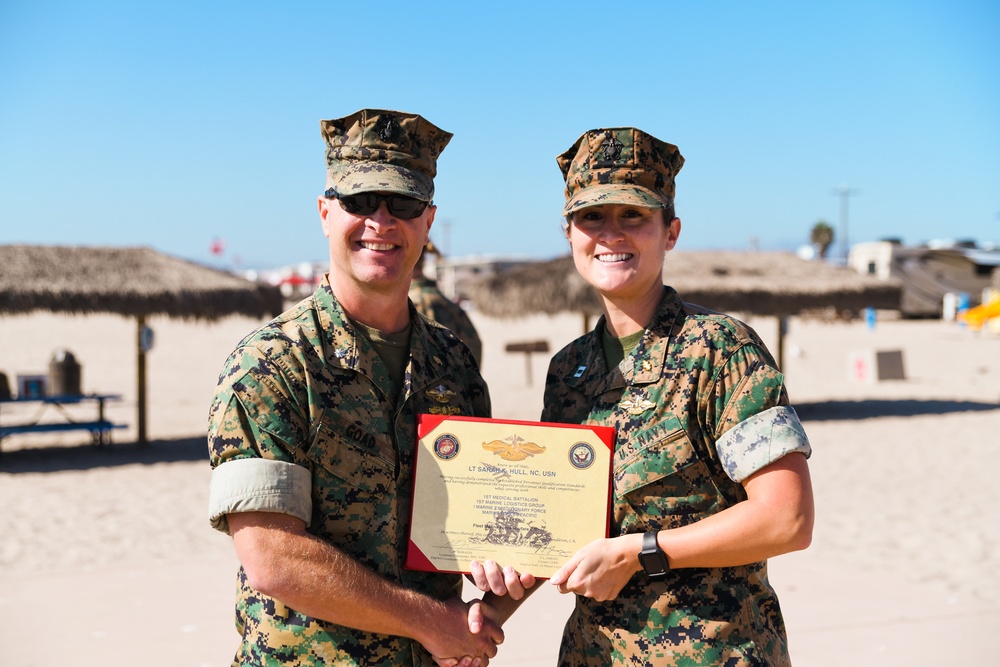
[426,385,457,403]
[620,394,656,416]
[426,384,461,415]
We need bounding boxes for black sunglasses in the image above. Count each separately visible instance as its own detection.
[325,188,430,220]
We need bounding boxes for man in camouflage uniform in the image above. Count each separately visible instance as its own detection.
[207,109,502,666]
[538,128,815,665]
[409,242,483,366]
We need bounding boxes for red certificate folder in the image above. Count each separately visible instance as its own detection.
[407,414,615,579]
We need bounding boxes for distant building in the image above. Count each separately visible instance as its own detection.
[849,240,1000,317]
[237,261,325,304]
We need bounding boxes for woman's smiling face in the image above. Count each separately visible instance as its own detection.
[567,204,681,305]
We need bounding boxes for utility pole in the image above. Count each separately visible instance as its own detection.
[832,185,860,263]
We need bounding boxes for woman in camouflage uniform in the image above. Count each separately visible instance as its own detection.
[477,127,815,666]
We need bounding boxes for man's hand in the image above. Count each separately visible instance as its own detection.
[432,598,503,667]
[423,597,503,667]
[548,535,641,602]
[469,559,536,599]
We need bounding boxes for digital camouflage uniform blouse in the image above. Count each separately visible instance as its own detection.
[541,287,810,667]
[408,276,483,366]
[208,278,490,667]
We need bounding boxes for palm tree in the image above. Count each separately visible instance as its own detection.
[810,220,835,259]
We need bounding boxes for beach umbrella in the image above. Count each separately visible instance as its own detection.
[0,245,283,444]
[466,251,902,369]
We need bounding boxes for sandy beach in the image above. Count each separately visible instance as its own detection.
[1,307,998,666]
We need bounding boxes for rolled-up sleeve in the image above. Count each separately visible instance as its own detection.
[207,344,310,534]
[208,458,313,534]
[715,406,812,482]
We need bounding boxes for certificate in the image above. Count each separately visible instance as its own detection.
[406,414,615,579]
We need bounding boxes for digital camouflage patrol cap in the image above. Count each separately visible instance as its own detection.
[557,127,685,216]
[321,109,453,201]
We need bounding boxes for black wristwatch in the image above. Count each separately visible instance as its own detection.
[638,530,669,579]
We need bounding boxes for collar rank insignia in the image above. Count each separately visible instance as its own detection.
[426,385,456,404]
[621,394,656,416]
[639,359,653,373]
[573,365,587,378]
[334,348,348,359]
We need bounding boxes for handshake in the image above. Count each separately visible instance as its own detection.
[426,560,538,667]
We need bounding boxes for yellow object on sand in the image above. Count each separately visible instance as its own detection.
[958,297,1000,330]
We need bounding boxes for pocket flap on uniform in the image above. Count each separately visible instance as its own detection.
[305,416,393,494]
[614,415,700,497]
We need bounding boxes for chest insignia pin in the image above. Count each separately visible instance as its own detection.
[429,405,462,415]
[621,395,656,416]
[426,385,456,404]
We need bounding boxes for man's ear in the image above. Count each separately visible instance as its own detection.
[424,204,437,238]
[318,197,332,238]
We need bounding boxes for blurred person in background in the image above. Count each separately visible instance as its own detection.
[409,241,483,367]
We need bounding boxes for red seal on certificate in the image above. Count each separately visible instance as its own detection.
[433,433,460,460]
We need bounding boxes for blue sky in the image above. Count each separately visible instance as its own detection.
[2,1,997,270]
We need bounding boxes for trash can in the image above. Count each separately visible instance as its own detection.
[49,350,82,396]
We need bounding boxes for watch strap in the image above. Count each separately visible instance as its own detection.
[643,530,658,553]
[638,529,669,578]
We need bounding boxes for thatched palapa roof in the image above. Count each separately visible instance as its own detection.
[468,251,901,318]
[0,245,284,444]
[0,245,282,320]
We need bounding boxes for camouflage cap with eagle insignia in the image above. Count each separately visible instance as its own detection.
[557,127,685,216]
[320,108,453,201]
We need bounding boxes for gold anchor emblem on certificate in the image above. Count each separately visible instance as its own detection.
[621,394,656,416]
[425,385,456,404]
[482,434,546,461]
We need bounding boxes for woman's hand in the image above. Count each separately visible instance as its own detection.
[469,560,536,600]
[548,535,642,601]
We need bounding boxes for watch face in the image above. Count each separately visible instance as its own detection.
[639,550,669,576]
